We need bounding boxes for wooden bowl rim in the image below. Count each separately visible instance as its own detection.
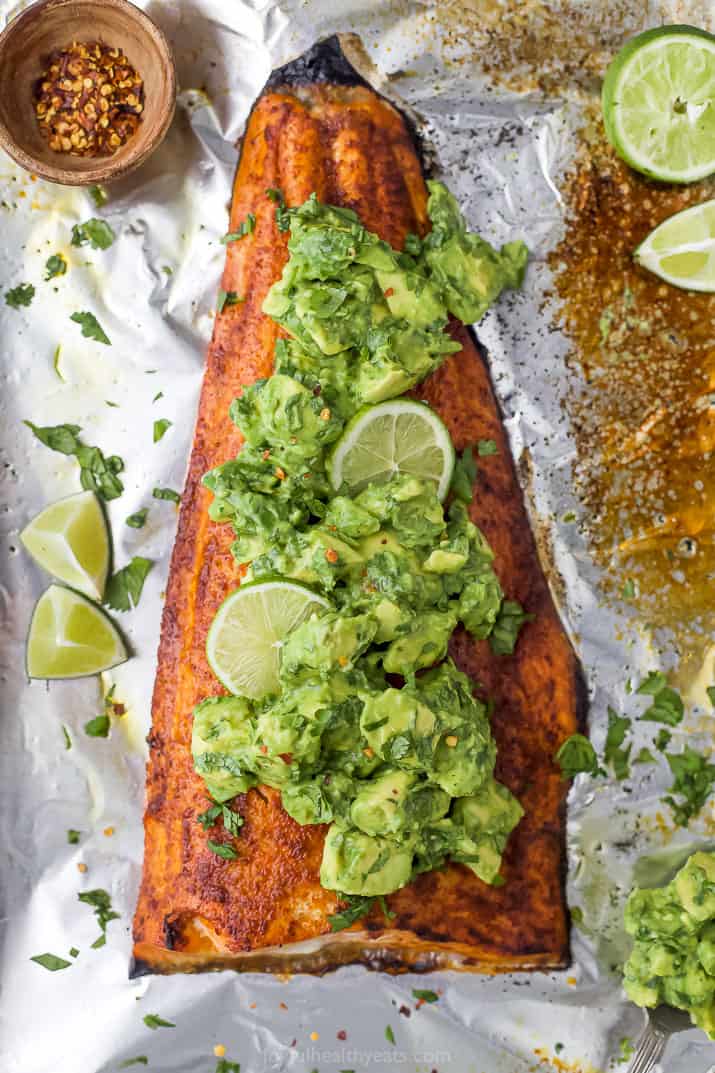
[0,0,176,185]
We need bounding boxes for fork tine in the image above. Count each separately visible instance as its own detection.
[627,1018,669,1073]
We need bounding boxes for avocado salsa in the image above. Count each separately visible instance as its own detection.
[624,852,715,1037]
[193,182,530,899]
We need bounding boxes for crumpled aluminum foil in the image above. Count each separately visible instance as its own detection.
[1,1,714,1071]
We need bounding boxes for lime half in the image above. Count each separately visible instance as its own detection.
[602,25,715,183]
[21,491,110,601]
[206,579,330,699]
[634,198,715,291]
[27,584,127,679]
[328,399,455,500]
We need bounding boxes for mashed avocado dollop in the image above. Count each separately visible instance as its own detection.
[194,184,529,899]
[624,851,715,1037]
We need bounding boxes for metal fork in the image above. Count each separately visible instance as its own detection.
[626,1005,693,1073]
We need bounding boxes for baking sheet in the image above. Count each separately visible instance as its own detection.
[1,1,714,1071]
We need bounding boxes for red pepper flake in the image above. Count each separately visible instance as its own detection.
[259,744,268,755]
[384,288,394,298]
[336,1029,347,1040]
[279,1001,288,1010]
[325,547,339,564]
[399,1005,411,1018]
[262,449,271,460]
[275,466,286,480]
[279,753,293,765]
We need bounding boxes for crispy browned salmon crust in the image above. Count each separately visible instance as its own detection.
[132,39,583,975]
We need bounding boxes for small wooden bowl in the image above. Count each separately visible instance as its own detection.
[0,0,176,186]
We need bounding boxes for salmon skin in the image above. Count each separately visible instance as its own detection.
[131,36,585,976]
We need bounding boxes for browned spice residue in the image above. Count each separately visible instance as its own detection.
[549,114,714,666]
[35,40,143,156]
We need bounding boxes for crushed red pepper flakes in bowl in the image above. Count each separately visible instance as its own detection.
[34,40,143,157]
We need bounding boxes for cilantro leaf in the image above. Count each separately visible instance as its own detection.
[69,947,79,958]
[31,952,71,971]
[412,989,439,1003]
[604,707,631,780]
[328,893,374,932]
[62,724,72,750]
[639,687,684,727]
[67,829,81,844]
[89,185,108,208]
[266,187,290,231]
[554,734,599,779]
[385,1025,395,1044]
[477,439,498,456]
[197,804,223,829]
[222,213,256,243]
[215,1061,240,1073]
[664,747,715,827]
[84,714,110,737]
[44,254,67,280]
[207,840,239,860]
[217,289,243,313]
[153,418,172,443]
[153,486,181,503]
[621,578,636,599]
[71,218,115,250]
[143,1014,175,1030]
[104,556,153,612]
[119,1060,148,1069]
[5,283,35,308]
[126,508,148,528]
[489,599,533,655]
[450,445,477,502]
[634,748,656,765]
[78,888,119,947]
[707,685,715,707]
[70,310,111,345]
[655,728,672,753]
[637,671,668,696]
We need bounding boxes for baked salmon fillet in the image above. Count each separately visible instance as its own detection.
[131,36,584,975]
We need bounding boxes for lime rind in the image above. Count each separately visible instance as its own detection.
[634,197,715,291]
[602,25,715,183]
[328,399,455,500]
[206,579,330,699]
[26,584,127,680]
[20,490,110,601]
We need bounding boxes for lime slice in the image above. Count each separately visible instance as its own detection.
[328,399,455,500]
[27,584,127,679]
[21,491,110,601]
[602,25,715,183]
[634,198,715,291]
[206,579,330,699]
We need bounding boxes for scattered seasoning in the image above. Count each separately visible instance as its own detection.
[309,1032,319,1042]
[103,826,115,837]
[153,418,172,443]
[30,952,71,971]
[325,547,339,564]
[44,254,67,280]
[34,41,144,157]
[143,1014,175,1030]
[71,218,115,250]
[222,213,255,243]
[5,283,34,308]
[444,734,458,748]
[104,555,153,612]
[70,310,111,345]
[77,862,88,874]
[105,400,119,408]
[636,674,684,727]
[153,486,181,503]
[126,508,148,529]
[67,829,81,844]
[213,1045,226,1058]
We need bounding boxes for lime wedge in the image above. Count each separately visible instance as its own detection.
[21,491,110,601]
[206,579,330,699]
[328,399,455,500]
[634,198,715,291]
[27,584,127,679]
[602,25,715,183]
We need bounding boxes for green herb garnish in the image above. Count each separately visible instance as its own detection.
[664,747,715,827]
[89,185,108,208]
[143,1014,175,1030]
[104,556,153,612]
[71,218,115,250]
[217,289,243,313]
[385,1025,395,1044]
[153,418,172,443]
[153,486,181,503]
[450,445,477,502]
[489,599,533,655]
[477,439,498,456]
[126,508,148,528]
[30,952,71,971]
[67,829,81,844]
[5,283,35,308]
[207,840,239,860]
[554,734,599,779]
[70,310,111,345]
[604,707,631,780]
[84,714,110,737]
[327,893,375,932]
[222,213,256,243]
[44,254,67,280]
[412,989,439,1003]
[78,888,120,947]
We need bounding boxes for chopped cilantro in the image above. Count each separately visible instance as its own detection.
[197,797,243,838]
[450,445,477,502]
[655,728,672,753]
[266,187,290,231]
[328,893,375,931]
[639,687,684,727]
[89,185,108,208]
[664,746,715,826]
[67,829,81,844]
[52,344,64,381]
[604,707,631,780]
[412,989,439,1003]
[207,840,239,860]
[637,671,668,696]
[621,578,636,599]
[555,1043,564,1054]
[570,906,584,924]
[71,218,115,250]
[477,438,498,456]
[153,486,181,503]
[78,888,120,947]
[153,418,172,443]
[217,289,243,313]
[215,1061,240,1073]
[69,947,79,958]
[44,254,67,280]
[222,213,256,243]
[62,724,72,750]
[554,734,599,779]
[634,748,656,765]
[707,685,715,707]
[30,952,71,971]
[84,714,110,738]
[152,391,163,403]
[5,283,35,308]
[24,420,124,499]
[385,1025,395,1045]
[70,310,111,345]
[489,599,533,655]
[126,508,148,528]
[143,1014,175,1030]
[403,232,422,256]
[104,556,153,612]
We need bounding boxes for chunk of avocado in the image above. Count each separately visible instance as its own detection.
[280,611,378,682]
[320,822,414,896]
[191,695,258,801]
